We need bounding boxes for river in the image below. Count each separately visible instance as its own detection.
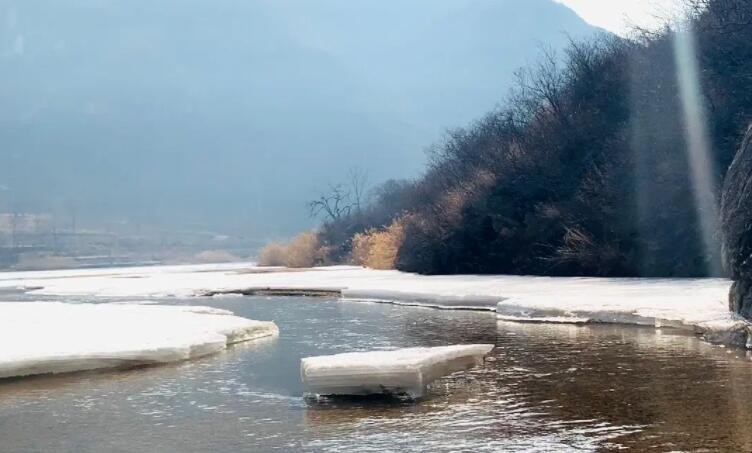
[1,295,751,451]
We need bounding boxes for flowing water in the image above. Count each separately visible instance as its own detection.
[2,296,752,452]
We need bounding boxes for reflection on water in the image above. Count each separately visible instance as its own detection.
[1,296,752,451]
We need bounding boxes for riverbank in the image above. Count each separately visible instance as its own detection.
[0,263,745,347]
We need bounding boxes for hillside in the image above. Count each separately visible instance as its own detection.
[290,0,752,278]
[0,0,597,238]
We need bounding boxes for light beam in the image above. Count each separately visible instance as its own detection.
[673,23,722,276]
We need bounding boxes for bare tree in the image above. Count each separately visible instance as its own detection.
[348,167,369,214]
[309,167,370,222]
[309,184,355,222]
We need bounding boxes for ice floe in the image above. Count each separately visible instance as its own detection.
[0,302,278,379]
[301,344,495,397]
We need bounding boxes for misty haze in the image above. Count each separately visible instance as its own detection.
[5,1,752,452]
[1,0,594,265]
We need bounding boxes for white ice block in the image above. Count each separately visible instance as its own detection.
[301,344,494,398]
[0,302,279,379]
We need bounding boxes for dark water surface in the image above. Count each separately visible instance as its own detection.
[1,296,752,452]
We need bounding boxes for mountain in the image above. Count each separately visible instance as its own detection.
[0,0,598,239]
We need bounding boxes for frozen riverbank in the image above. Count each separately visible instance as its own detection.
[0,263,745,346]
[0,302,279,379]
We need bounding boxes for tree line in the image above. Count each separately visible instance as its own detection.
[262,0,752,277]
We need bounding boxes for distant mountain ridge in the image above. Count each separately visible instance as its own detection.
[0,0,598,238]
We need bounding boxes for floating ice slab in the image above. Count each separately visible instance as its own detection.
[301,344,494,398]
[0,302,278,379]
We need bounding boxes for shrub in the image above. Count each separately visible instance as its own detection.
[349,231,374,267]
[349,218,405,269]
[284,231,323,268]
[257,241,288,267]
[257,231,326,268]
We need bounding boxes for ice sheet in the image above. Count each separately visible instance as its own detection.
[493,277,747,344]
[0,264,743,345]
[301,344,494,397]
[0,302,278,379]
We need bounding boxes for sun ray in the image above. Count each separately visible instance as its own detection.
[673,22,722,276]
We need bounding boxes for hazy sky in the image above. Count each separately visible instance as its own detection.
[0,0,596,238]
[556,0,687,35]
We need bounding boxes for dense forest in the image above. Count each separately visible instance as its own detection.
[261,0,752,278]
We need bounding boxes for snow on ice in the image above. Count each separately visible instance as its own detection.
[0,302,278,379]
[0,263,745,346]
[301,345,495,397]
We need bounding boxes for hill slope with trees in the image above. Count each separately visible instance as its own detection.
[279,0,752,278]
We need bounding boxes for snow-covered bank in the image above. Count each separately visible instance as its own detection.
[495,279,751,346]
[0,263,745,346]
[0,302,278,379]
